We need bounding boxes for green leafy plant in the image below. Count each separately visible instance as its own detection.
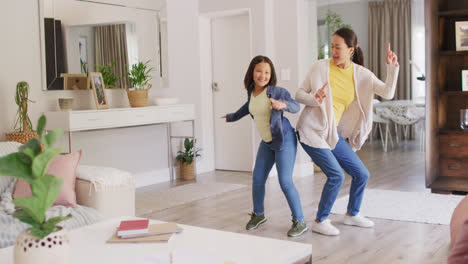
[322,10,352,58]
[176,138,201,165]
[13,81,36,133]
[127,60,154,90]
[80,58,88,76]
[0,116,71,239]
[98,60,120,89]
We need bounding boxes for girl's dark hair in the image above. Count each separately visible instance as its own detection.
[334,28,364,66]
[243,55,277,92]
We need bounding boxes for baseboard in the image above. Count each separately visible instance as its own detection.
[135,168,170,188]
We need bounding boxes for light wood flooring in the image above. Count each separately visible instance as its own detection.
[136,140,451,264]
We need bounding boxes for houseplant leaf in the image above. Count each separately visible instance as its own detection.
[30,174,63,216]
[13,196,45,223]
[44,129,63,149]
[13,209,41,228]
[31,147,62,179]
[0,152,33,181]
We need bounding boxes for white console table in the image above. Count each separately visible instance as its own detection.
[44,104,195,182]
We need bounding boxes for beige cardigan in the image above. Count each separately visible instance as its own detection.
[295,59,399,151]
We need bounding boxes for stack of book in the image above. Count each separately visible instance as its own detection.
[107,219,183,243]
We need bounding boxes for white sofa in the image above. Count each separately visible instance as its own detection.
[0,142,135,248]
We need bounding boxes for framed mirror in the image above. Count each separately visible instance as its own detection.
[39,0,167,90]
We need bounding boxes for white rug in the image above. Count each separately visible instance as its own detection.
[136,182,247,216]
[330,189,465,225]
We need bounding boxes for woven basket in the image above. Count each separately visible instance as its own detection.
[180,161,195,181]
[5,131,38,144]
[126,84,152,107]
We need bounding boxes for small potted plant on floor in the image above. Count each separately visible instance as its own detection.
[0,115,71,264]
[176,138,201,181]
[126,60,154,107]
[5,81,38,144]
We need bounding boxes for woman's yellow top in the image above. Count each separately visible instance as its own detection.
[249,88,273,142]
[329,60,355,125]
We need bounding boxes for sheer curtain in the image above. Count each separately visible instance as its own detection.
[369,0,412,100]
[95,24,130,89]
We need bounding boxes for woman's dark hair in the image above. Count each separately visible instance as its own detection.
[334,28,364,66]
[243,55,277,92]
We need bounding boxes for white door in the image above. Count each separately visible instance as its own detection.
[211,14,253,171]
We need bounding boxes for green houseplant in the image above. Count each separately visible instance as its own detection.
[126,60,155,107]
[0,116,71,263]
[97,60,120,89]
[5,81,38,144]
[318,10,352,59]
[176,138,201,181]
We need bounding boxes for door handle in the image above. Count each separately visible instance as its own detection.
[448,142,461,148]
[212,82,219,92]
[448,165,461,170]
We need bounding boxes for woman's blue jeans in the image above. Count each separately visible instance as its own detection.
[299,133,370,222]
[252,130,305,222]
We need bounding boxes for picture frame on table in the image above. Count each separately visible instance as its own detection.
[455,21,468,51]
[462,70,468,92]
[89,72,109,109]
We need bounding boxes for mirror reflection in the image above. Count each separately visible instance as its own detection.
[40,0,161,90]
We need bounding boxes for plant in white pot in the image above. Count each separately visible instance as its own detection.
[126,60,154,107]
[176,138,201,181]
[0,115,71,264]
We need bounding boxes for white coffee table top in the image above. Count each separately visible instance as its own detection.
[0,217,312,264]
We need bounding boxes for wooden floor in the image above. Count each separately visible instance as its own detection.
[136,140,451,264]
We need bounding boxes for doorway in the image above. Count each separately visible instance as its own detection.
[200,11,253,172]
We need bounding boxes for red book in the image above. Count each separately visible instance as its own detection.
[117,219,149,237]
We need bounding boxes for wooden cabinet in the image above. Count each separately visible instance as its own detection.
[426,0,468,193]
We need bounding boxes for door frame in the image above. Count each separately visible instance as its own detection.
[199,9,256,171]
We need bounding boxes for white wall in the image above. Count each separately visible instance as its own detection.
[0,0,182,187]
[317,0,369,66]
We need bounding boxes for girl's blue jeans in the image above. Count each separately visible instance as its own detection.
[252,129,305,222]
[299,133,370,222]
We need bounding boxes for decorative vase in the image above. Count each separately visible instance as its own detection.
[180,161,195,181]
[14,226,70,264]
[5,131,38,144]
[126,84,152,107]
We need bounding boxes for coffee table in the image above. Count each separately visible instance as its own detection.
[0,217,312,264]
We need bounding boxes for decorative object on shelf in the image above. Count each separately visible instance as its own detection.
[58,98,74,111]
[97,60,120,89]
[455,21,468,51]
[176,138,201,181]
[126,60,154,107]
[462,70,468,91]
[0,116,72,264]
[5,81,38,144]
[461,109,468,131]
[153,97,179,106]
[60,73,88,90]
[89,72,109,110]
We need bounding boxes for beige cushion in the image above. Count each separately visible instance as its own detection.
[75,179,135,219]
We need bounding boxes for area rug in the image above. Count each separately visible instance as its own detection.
[330,189,465,225]
[135,182,247,216]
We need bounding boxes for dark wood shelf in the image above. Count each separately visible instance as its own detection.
[429,177,468,193]
[440,91,468,96]
[439,129,468,135]
[439,51,468,56]
[438,9,468,17]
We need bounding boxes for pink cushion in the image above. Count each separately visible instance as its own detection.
[13,150,82,207]
[450,195,468,245]
[448,219,468,264]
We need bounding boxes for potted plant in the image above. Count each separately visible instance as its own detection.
[176,138,201,181]
[98,60,120,89]
[126,60,154,107]
[0,115,71,263]
[5,82,38,144]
